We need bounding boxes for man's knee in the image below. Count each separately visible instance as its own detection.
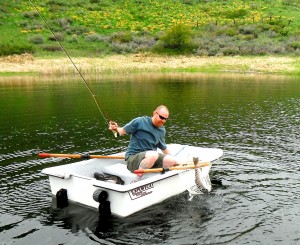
[145,151,159,164]
[163,155,176,167]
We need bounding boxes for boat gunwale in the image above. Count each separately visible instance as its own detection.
[42,145,223,193]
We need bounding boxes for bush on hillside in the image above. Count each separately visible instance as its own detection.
[287,41,300,50]
[110,42,138,54]
[282,0,300,7]
[47,0,72,7]
[239,25,259,37]
[48,32,64,42]
[22,11,39,19]
[41,44,61,52]
[155,23,195,54]
[0,43,35,56]
[110,31,134,43]
[56,18,72,32]
[108,32,156,54]
[29,35,45,44]
[70,25,89,35]
[67,35,79,43]
[85,33,104,42]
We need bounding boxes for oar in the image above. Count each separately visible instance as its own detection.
[134,162,210,174]
[38,153,125,160]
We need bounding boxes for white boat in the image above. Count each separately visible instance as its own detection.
[41,144,223,217]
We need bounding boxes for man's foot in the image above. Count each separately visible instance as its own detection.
[136,172,143,177]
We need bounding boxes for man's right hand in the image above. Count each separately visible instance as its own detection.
[109,121,118,131]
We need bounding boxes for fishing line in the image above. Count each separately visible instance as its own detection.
[28,0,109,126]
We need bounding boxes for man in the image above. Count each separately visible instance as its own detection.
[109,105,177,174]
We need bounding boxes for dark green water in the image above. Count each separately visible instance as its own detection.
[0,73,299,244]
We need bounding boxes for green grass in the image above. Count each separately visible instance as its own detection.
[161,64,226,73]
[1,0,300,57]
[0,71,39,76]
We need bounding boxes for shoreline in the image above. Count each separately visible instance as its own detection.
[0,54,299,76]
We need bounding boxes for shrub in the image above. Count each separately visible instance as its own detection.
[23,11,39,19]
[224,8,248,19]
[195,48,209,56]
[132,35,156,51]
[110,42,138,54]
[85,33,104,42]
[282,0,300,7]
[49,5,67,13]
[48,32,64,42]
[67,35,79,43]
[87,4,102,11]
[279,28,291,37]
[205,23,218,33]
[110,31,133,43]
[0,3,9,13]
[238,42,254,55]
[42,44,61,52]
[223,27,239,37]
[94,31,155,54]
[89,0,109,7]
[19,20,29,28]
[239,40,277,55]
[239,25,259,36]
[156,23,195,54]
[182,0,194,5]
[0,43,35,56]
[56,18,72,29]
[70,25,89,35]
[207,46,221,56]
[288,41,300,50]
[29,35,45,44]
[27,23,44,31]
[264,30,278,38]
[47,0,71,6]
[222,46,239,56]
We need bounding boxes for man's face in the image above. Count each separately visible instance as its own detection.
[153,109,169,127]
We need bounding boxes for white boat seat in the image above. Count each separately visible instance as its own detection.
[102,163,140,185]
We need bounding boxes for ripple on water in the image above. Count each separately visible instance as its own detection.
[1,75,300,244]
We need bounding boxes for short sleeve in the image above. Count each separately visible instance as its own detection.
[123,117,141,134]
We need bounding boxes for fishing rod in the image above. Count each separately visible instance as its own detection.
[28,0,116,135]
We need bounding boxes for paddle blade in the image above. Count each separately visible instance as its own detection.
[37,153,82,158]
[38,153,51,158]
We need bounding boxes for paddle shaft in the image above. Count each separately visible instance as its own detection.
[134,162,210,174]
[38,153,125,160]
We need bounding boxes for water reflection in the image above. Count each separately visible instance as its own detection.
[0,73,299,244]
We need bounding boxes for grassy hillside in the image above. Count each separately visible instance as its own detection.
[1,0,300,57]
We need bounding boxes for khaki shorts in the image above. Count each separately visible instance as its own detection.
[127,152,166,172]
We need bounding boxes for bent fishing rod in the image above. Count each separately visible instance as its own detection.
[28,0,117,137]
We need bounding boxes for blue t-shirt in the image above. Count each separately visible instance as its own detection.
[123,116,167,159]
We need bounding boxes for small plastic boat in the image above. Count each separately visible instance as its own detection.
[42,144,223,217]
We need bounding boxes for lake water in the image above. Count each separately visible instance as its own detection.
[0,73,299,245]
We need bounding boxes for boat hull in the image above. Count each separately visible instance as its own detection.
[42,144,223,217]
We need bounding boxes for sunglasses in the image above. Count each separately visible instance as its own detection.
[156,112,168,121]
